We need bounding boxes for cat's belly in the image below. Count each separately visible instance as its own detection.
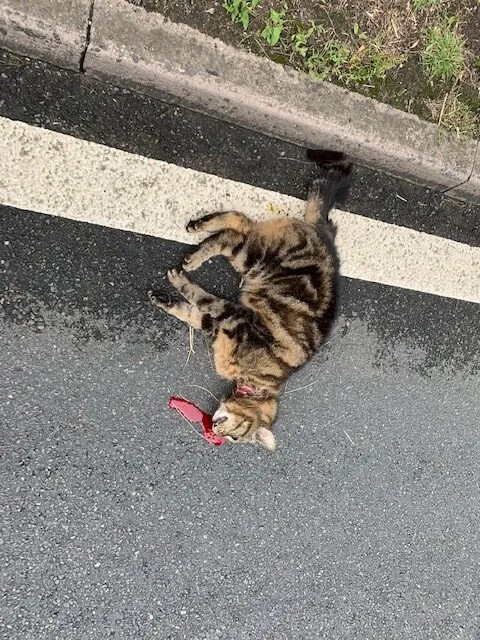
[212,330,286,388]
[212,331,241,381]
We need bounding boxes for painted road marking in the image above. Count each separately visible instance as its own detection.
[1,116,479,304]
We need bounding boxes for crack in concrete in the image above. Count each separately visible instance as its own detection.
[79,0,95,73]
[442,139,479,195]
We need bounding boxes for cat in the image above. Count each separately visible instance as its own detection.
[149,150,352,450]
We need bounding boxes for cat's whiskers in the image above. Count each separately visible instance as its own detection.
[183,384,220,403]
[284,380,319,395]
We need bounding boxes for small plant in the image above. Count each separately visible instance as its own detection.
[411,0,443,13]
[223,0,260,31]
[421,18,465,82]
[305,30,401,87]
[291,21,324,57]
[346,32,403,85]
[352,22,368,41]
[306,41,350,80]
[322,40,351,72]
[260,6,287,46]
[304,51,327,79]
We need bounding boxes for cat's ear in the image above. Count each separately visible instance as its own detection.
[256,427,276,451]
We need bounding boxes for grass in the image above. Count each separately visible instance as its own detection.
[216,0,479,138]
[412,0,444,13]
[304,34,402,86]
[421,19,465,81]
[131,0,478,140]
[427,90,479,138]
[133,0,480,138]
[132,0,480,138]
[247,10,404,87]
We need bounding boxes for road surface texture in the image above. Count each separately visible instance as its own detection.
[1,50,479,640]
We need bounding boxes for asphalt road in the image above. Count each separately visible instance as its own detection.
[1,49,480,640]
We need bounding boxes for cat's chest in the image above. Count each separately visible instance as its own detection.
[212,330,241,381]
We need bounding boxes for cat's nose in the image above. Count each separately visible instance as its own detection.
[212,410,227,434]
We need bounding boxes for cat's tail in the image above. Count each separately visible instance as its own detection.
[304,149,352,225]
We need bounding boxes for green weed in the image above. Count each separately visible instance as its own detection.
[306,41,350,80]
[421,19,465,82]
[347,35,402,85]
[352,22,368,41]
[411,0,443,13]
[305,29,401,87]
[223,0,260,31]
[260,6,287,46]
[291,21,324,57]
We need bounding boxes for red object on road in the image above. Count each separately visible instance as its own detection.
[168,396,226,446]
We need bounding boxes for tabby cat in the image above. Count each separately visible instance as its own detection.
[149,150,351,450]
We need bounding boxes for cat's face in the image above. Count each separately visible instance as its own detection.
[212,395,277,451]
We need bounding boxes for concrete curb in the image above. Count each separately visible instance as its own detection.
[1,0,479,202]
[0,0,91,71]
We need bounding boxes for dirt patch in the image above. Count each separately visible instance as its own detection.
[129,0,480,138]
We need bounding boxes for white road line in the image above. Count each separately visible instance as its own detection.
[1,116,479,304]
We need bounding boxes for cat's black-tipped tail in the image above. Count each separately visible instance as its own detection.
[305,149,352,225]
